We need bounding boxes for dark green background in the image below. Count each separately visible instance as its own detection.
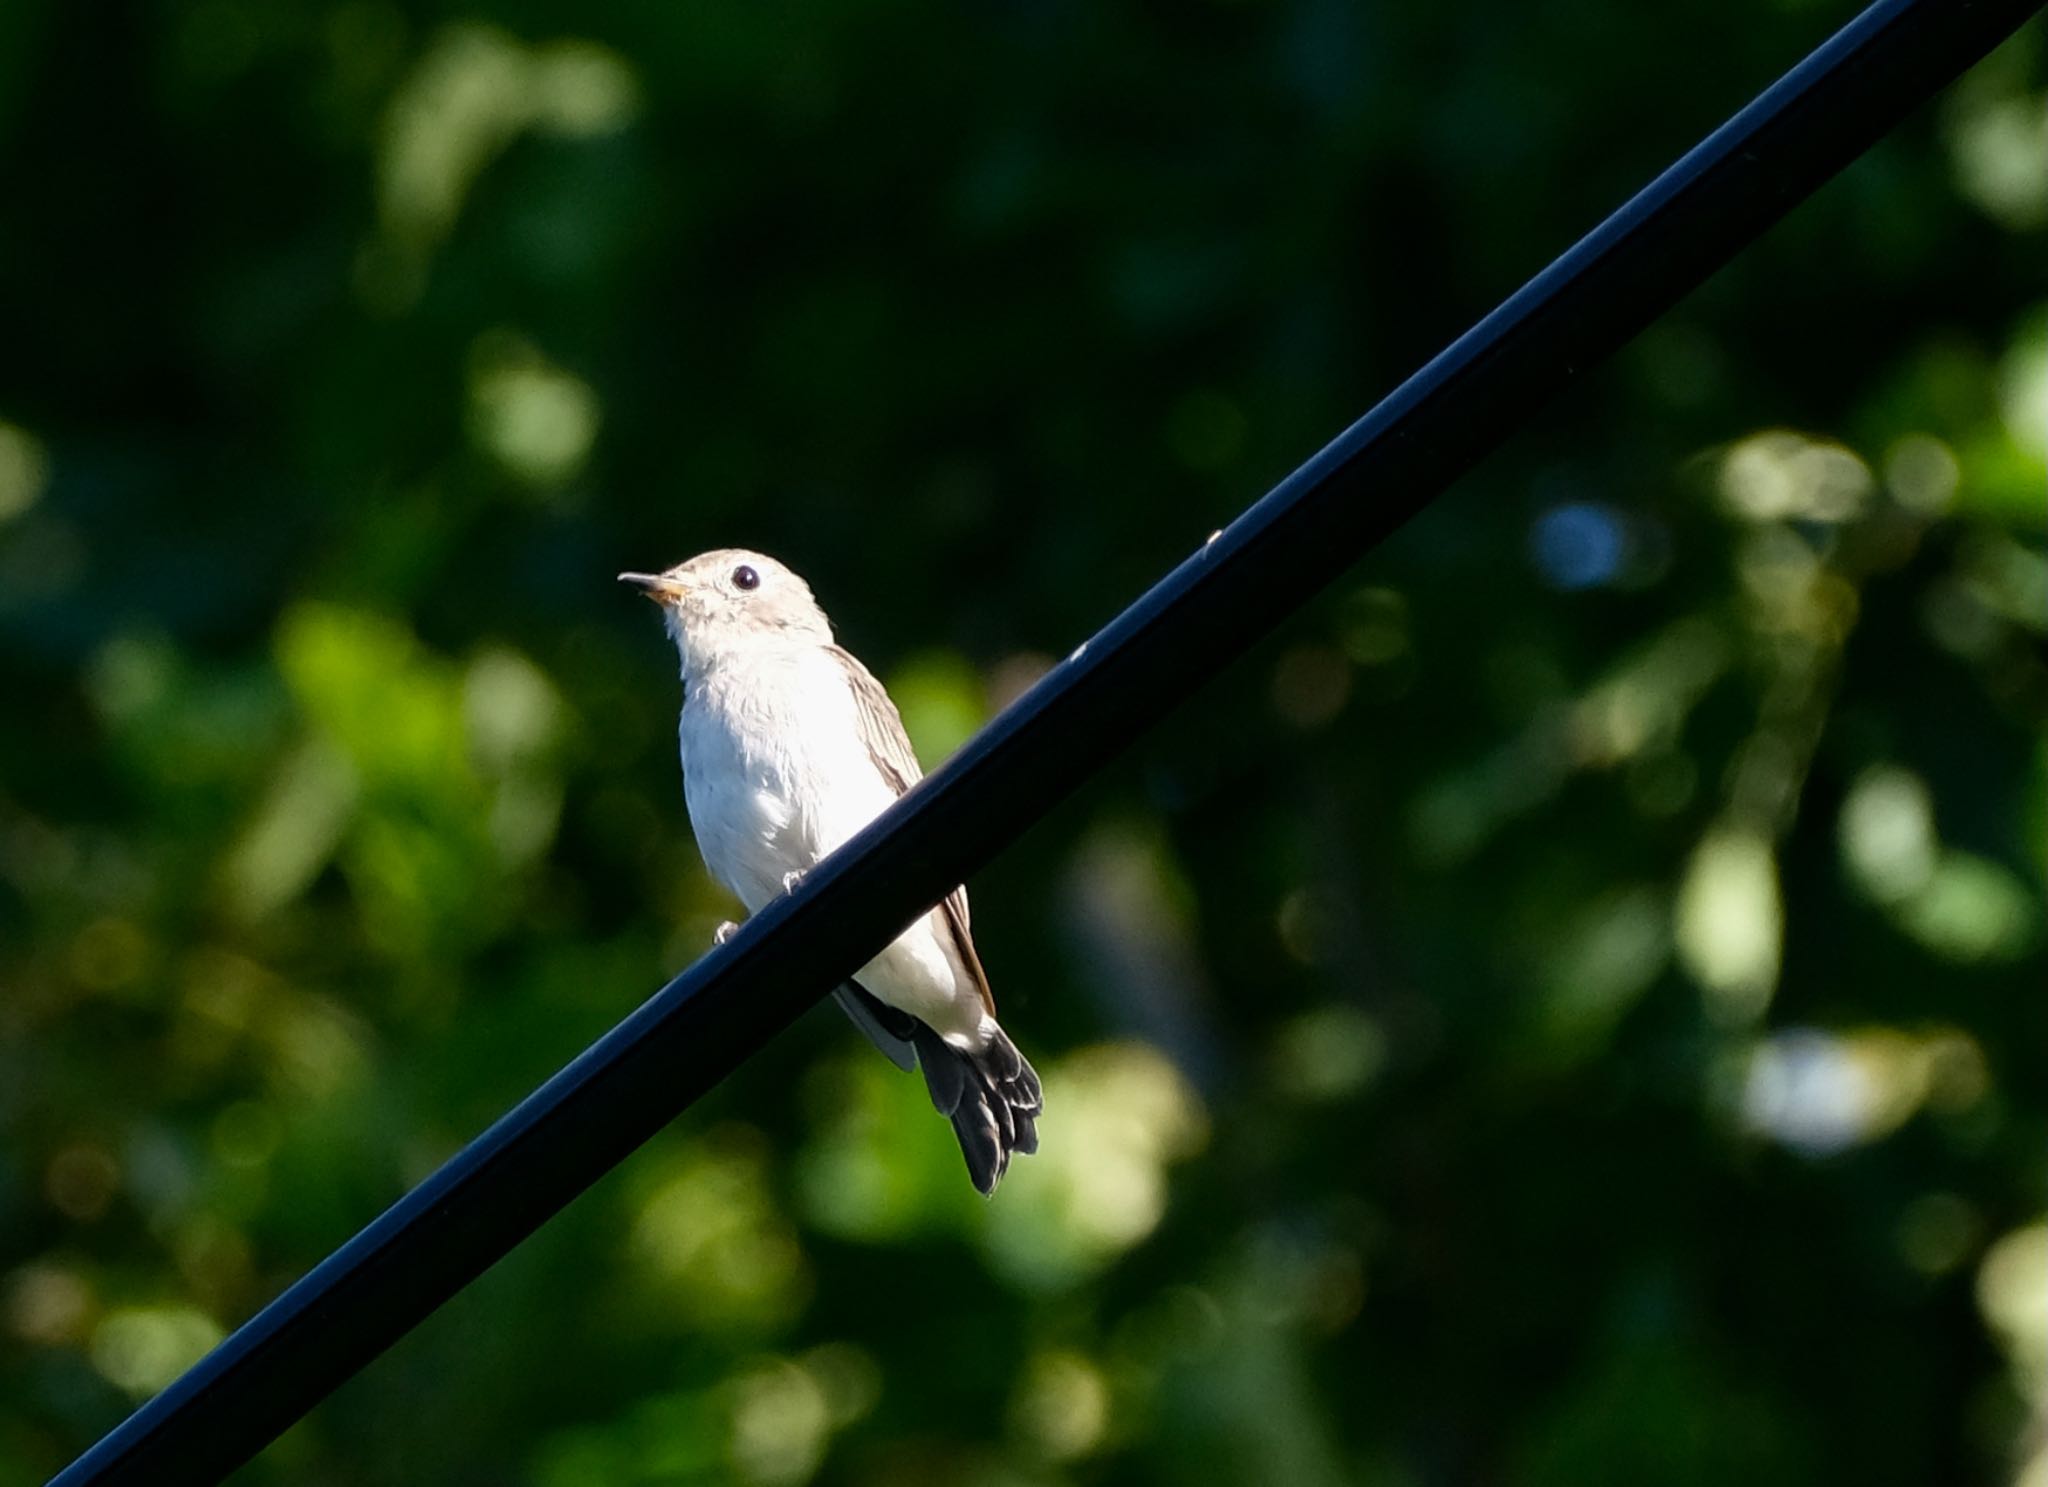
[1,1,2043,1483]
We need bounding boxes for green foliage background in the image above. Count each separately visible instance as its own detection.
[1,2,2043,1483]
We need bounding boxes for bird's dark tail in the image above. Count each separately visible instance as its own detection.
[911,1022,1042,1196]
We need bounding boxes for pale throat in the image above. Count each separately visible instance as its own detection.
[670,618,830,688]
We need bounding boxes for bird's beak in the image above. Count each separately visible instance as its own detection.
[619,571,686,603]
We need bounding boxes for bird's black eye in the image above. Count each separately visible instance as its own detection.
[731,565,760,591]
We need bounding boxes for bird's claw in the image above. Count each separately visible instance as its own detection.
[713,920,740,945]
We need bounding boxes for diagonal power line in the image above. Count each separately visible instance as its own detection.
[49,0,2045,1482]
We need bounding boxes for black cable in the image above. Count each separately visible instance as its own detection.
[48,0,2045,1481]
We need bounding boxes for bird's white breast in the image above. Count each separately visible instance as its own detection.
[678,647,896,913]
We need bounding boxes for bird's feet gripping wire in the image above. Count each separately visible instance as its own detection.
[713,871,808,948]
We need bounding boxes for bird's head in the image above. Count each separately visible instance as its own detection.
[620,549,833,676]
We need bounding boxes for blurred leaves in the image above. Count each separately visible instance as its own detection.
[0,1,2043,1485]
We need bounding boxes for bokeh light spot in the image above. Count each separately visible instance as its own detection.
[1897,851,2038,962]
[44,1144,121,1222]
[1739,1026,1991,1157]
[212,1101,283,1170]
[1268,1005,1387,1103]
[1946,89,2048,230]
[1998,313,2048,461]
[467,332,602,488]
[1676,826,1781,1025]
[0,419,49,522]
[1011,1349,1111,1462]
[1977,1221,2048,1379]
[979,1043,1207,1292]
[728,1360,831,1486]
[1719,430,1873,523]
[1839,765,1937,905]
[376,24,640,255]
[4,1264,94,1346]
[631,1130,812,1333]
[886,651,987,767]
[1530,501,1628,589]
[91,1306,225,1396]
[67,917,149,993]
[1883,433,1962,515]
[1536,886,1671,1059]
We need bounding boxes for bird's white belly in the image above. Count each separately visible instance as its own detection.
[856,912,986,1039]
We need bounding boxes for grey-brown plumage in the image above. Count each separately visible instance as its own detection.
[820,644,1042,1193]
[621,548,1042,1195]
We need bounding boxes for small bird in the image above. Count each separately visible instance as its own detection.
[622,549,1042,1194]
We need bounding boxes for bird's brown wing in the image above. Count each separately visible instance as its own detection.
[827,644,996,1016]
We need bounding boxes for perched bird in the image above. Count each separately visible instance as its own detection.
[622,549,1042,1194]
